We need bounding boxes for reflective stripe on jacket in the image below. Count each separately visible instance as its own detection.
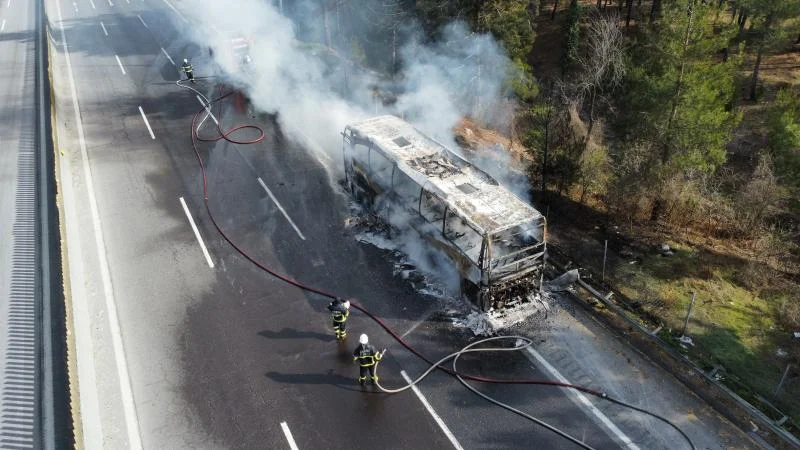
[328,300,349,323]
[353,344,381,367]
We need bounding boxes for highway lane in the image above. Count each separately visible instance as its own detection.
[45,0,740,449]
[196,102,626,449]
[48,0,479,448]
[0,0,40,446]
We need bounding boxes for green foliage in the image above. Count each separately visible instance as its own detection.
[509,60,539,102]
[412,0,480,36]
[562,0,581,73]
[620,1,741,175]
[578,144,611,202]
[768,89,800,187]
[413,0,538,104]
[350,38,367,66]
[477,0,536,64]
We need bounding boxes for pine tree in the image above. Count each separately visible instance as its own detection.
[738,0,800,100]
[619,0,741,220]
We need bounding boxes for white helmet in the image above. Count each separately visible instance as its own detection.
[183,58,188,64]
[359,334,369,345]
[343,300,350,309]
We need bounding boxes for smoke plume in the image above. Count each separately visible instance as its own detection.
[182,0,516,165]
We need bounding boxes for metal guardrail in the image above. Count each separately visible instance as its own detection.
[38,0,70,446]
[546,248,800,449]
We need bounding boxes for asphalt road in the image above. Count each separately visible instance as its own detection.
[0,0,40,446]
[44,0,751,449]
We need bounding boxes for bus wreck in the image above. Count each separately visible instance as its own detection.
[343,115,546,311]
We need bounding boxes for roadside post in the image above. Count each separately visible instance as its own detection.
[679,292,697,346]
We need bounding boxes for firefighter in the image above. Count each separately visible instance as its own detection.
[181,58,195,83]
[353,334,384,385]
[327,298,350,340]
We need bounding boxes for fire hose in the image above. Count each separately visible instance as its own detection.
[177,80,695,450]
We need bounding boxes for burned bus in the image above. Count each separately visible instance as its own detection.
[342,115,546,311]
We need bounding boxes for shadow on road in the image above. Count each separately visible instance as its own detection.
[263,370,385,395]
[258,327,336,342]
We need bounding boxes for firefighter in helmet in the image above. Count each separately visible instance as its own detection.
[353,334,384,385]
[181,58,194,83]
[327,298,350,340]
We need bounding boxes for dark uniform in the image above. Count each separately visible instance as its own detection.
[181,61,194,83]
[353,343,382,384]
[327,298,349,340]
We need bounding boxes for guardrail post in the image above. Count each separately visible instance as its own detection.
[774,363,794,398]
[681,292,696,338]
[602,239,608,282]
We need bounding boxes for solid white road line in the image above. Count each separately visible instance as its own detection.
[160,47,175,66]
[136,14,147,28]
[161,0,188,23]
[72,2,77,11]
[280,422,300,450]
[1,20,5,32]
[88,0,95,9]
[138,106,155,140]
[99,21,107,36]
[401,371,464,450]
[56,0,143,447]
[179,197,215,268]
[195,95,218,125]
[257,178,306,241]
[107,0,113,6]
[6,0,10,8]
[114,54,126,74]
[524,347,640,450]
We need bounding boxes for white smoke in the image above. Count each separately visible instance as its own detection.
[182,0,515,165]
[182,0,523,302]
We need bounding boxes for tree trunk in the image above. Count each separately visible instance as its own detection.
[542,84,554,195]
[596,0,602,9]
[585,88,597,148]
[551,0,559,20]
[750,14,774,101]
[650,199,664,222]
[750,44,765,101]
[650,0,661,22]
[391,27,397,78]
[796,33,800,45]
[664,0,696,164]
[737,9,748,40]
[626,0,634,28]
[654,0,696,222]
[323,1,331,48]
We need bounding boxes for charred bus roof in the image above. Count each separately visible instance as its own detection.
[346,115,543,236]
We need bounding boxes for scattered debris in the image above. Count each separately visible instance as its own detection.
[453,293,554,336]
[658,243,675,257]
[776,348,789,358]
[793,331,800,339]
[545,269,579,292]
[453,311,495,336]
[679,335,695,347]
